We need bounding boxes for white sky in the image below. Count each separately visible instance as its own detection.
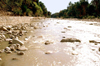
[39,0,92,14]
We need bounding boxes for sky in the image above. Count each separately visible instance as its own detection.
[39,0,92,14]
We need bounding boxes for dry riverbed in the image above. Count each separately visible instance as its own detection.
[0,16,100,66]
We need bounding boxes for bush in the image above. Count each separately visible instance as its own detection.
[26,9,33,16]
[87,16,95,19]
[13,8,22,15]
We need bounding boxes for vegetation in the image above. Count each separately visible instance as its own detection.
[0,0,51,17]
[51,0,100,19]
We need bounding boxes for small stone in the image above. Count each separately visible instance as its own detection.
[61,31,65,33]
[60,38,81,43]
[9,40,13,44]
[6,39,12,42]
[68,26,72,28]
[5,47,11,51]
[0,50,2,53]
[6,26,12,30]
[17,51,25,55]
[45,41,51,45]
[17,45,28,51]
[0,26,8,31]
[99,48,100,51]
[0,58,2,61]
[12,37,24,45]
[5,51,12,54]
[12,58,18,60]
[45,51,53,54]
[89,40,96,43]
[64,27,67,29]
[62,36,65,38]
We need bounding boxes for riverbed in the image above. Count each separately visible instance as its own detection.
[0,17,100,66]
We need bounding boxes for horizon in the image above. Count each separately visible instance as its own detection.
[40,0,92,14]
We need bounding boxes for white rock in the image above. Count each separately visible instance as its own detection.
[17,44,28,51]
[12,37,24,45]
[5,47,11,51]
[0,26,8,31]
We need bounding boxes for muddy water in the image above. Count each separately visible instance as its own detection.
[0,18,100,66]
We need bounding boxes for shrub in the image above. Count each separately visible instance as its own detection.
[87,16,95,19]
[13,8,22,15]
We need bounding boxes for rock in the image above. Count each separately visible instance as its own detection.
[12,58,18,60]
[21,26,26,30]
[5,47,11,51]
[0,58,2,61]
[89,40,96,43]
[5,51,12,54]
[99,48,100,51]
[9,40,13,44]
[6,26,12,30]
[0,50,2,53]
[62,36,65,38]
[64,27,67,29]
[89,40,100,44]
[45,51,53,54]
[0,26,8,31]
[7,31,12,34]
[34,26,39,29]
[45,40,51,45]
[12,37,24,45]
[61,31,65,33]
[68,26,72,28]
[17,44,28,51]
[6,39,12,41]
[9,44,17,51]
[17,51,25,55]
[60,38,81,43]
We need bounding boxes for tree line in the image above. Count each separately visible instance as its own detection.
[0,0,51,17]
[51,0,100,19]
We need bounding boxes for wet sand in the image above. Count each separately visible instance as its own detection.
[0,17,100,66]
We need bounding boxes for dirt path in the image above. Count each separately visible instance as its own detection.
[0,17,100,66]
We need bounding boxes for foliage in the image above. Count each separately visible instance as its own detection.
[51,0,100,19]
[0,0,51,17]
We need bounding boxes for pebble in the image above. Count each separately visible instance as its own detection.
[0,58,2,61]
[45,40,51,45]
[12,58,18,60]
[17,51,25,55]
[45,51,53,54]
[5,47,11,51]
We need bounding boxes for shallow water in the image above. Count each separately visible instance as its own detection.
[0,18,100,66]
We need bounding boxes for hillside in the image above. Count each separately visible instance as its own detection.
[0,0,51,17]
